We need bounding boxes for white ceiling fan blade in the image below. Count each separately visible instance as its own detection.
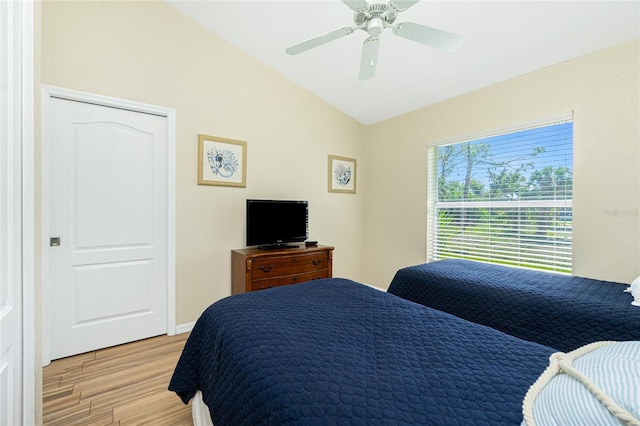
[393,21,464,52]
[342,0,367,12]
[285,26,354,55]
[394,0,421,11]
[359,36,380,80]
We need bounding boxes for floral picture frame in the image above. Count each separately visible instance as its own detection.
[328,155,356,194]
[198,134,247,187]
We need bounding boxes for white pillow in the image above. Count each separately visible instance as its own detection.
[626,276,640,306]
[522,341,640,426]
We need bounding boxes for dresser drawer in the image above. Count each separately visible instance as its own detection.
[250,270,329,291]
[251,252,329,279]
[231,245,334,294]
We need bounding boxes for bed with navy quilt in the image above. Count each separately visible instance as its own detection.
[170,278,556,425]
[387,259,640,351]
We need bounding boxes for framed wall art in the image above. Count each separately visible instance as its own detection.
[198,134,247,187]
[328,155,356,194]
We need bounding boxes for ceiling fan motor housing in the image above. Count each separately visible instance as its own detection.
[354,1,398,36]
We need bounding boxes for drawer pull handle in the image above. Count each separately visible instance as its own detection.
[259,284,274,290]
[312,260,322,266]
[260,265,274,273]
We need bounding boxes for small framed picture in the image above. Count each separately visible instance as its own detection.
[328,155,356,194]
[198,134,247,187]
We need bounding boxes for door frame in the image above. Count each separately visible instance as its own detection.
[41,85,176,365]
[2,0,35,422]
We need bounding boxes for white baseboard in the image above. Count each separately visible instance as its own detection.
[175,322,195,334]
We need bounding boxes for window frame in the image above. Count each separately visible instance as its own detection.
[426,113,574,273]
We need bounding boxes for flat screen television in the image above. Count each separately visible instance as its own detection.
[246,199,308,249]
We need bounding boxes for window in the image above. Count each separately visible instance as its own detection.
[427,114,573,273]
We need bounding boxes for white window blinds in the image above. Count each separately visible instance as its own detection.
[427,114,573,273]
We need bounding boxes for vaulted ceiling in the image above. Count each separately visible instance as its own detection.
[166,1,640,124]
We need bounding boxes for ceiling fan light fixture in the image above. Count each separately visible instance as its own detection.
[367,16,385,36]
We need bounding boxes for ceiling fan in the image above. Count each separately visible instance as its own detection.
[285,0,464,80]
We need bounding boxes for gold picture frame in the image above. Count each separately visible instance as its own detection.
[328,155,356,194]
[197,134,247,187]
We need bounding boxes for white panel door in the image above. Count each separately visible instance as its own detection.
[48,97,168,360]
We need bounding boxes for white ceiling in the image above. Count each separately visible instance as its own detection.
[165,0,640,125]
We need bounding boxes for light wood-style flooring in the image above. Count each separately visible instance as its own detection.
[43,333,193,426]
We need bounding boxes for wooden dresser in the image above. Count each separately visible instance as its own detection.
[231,245,334,294]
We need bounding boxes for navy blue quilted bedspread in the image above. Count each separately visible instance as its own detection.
[169,278,554,425]
[387,259,639,352]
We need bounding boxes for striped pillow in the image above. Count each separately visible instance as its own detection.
[522,341,640,426]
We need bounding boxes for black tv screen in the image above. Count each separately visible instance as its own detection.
[246,199,308,249]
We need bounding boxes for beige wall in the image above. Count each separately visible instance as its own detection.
[39,2,640,315]
[363,39,640,288]
[40,0,367,326]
